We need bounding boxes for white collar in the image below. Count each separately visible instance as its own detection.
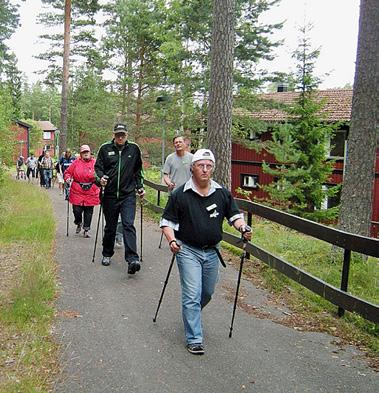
[183,177,222,196]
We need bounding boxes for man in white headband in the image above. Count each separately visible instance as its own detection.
[160,148,252,355]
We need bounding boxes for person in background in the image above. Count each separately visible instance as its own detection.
[59,149,76,199]
[160,149,252,355]
[41,151,53,189]
[64,145,100,238]
[55,159,64,195]
[59,148,75,174]
[163,135,193,193]
[16,155,25,179]
[95,123,145,274]
[25,153,38,182]
[37,151,46,187]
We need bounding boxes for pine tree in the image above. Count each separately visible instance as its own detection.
[262,25,338,217]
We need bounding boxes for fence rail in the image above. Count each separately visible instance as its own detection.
[144,179,379,323]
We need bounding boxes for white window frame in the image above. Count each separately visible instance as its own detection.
[241,174,259,189]
[43,131,52,140]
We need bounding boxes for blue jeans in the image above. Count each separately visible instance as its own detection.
[116,215,123,243]
[176,243,220,345]
[102,194,139,263]
[43,169,52,188]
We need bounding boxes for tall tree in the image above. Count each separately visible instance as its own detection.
[338,0,379,236]
[59,0,71,154]
[0,0,19,78]
[37,0,101,86]
[207,0,236,188]
[101,0,164,139]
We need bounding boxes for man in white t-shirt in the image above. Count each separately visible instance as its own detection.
[163,136,193,193]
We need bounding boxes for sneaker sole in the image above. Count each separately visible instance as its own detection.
[186,347,204,355]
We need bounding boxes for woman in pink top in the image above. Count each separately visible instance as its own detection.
[64,145,100,237]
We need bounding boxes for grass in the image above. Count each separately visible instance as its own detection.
[143,171,379,360]
[0,179,57,392]
[223,217,379,358]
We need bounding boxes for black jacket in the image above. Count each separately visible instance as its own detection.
[94,140,144,199]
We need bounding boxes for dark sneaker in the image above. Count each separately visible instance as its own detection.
[75,224,82,234]
[101,256,111,266]
[186,343,204,355]
[127,261,141,274]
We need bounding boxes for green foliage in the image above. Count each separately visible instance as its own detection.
[262,25,339,214]
[37,0,101,85]
[20,82,61,125]
[0,0,19,78]
[69,67,116,149]
[0,87,14,186]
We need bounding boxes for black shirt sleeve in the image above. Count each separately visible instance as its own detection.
[161,190,180,224]
[224,189,241,222]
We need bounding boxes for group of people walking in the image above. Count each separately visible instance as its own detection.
[24,123,252,356]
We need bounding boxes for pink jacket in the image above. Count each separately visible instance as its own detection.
[64,158,100,206]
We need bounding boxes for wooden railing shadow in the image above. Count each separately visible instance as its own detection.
[144,179,379,324]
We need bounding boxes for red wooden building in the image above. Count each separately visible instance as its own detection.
[35,120,58,157]
[231,89,379,237]
[12,120,32,162]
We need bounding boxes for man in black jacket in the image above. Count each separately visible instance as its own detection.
[95,123,145,274]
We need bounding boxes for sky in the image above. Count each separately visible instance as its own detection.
[8,0,360,89]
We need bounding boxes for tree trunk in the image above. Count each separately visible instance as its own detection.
[135,42,145,140]
[59,0,71,155]
[338,0,379,237]
[207,0,236,189]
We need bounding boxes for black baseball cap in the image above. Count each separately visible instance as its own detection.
[113,123,128,133]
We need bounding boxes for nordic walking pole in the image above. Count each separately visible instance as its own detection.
[140,198,143,262]
[153,253,176,322]
[158,232,164,249]
[66,197,70,236]
[66,183,70,236]
[91,196,103,263]
[91,176,108,263]
[101,207,104,239]
[229,235,249,338]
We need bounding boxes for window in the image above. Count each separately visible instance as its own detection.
[327,131,346,158]
[43,131,51,140]
[248,130,259,141]
[44,145,51,151]
[241,174,259,189]
[321,185,341,210]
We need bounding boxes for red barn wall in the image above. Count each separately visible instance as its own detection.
[11,123,29,162]
[231,143,379,238]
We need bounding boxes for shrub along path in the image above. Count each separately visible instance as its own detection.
[51,188,378,393]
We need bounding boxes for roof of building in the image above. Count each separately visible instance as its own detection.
[238,89,353,122]
[36,120,58,131]
[16,120,32,128]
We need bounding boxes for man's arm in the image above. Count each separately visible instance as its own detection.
[94,148,105,185]
[163,173,175,191]
[134,145,144,191]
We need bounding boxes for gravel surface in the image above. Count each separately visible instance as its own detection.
[50,188,378,393]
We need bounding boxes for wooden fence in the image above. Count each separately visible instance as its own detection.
[144,179,379,324]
